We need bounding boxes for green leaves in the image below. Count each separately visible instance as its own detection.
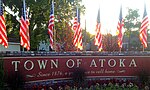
[4,0,85,51]
[124,9,142,51]
[124,9,141,32]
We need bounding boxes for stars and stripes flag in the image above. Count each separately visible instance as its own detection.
[139,4,149,48]
[20,0,30,50]
[72,7,83,50]
[48,0,54,49]
[95,8,102,51]
[116,5,124,49]
[0,0,8,48]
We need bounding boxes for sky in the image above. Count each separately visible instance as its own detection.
[81,0,150,35]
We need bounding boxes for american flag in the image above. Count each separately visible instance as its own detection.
[139,4,149,48]
[73,7,83,50]
[20,0,30,50]
[0,0,8,48]
[95,8,102,51]
[48,0,54,49]
[116,5,124,49]
[73,17,78,47]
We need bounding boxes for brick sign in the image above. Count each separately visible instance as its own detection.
[3,56,150,82]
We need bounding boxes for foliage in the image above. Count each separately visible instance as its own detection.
[82,30,95,44]
[137,70,150,86]
[102,33,119,51]
[124,8,141,51]
[124,9,141,35]
[4,0,85,51]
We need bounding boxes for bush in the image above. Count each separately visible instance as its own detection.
[138,69,150,86]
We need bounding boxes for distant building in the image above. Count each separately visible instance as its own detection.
[0,42,20,51]
[122,35,150,51]
[0,38,20,51]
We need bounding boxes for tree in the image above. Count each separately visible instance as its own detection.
[124,8,141,51]
[82,29,95,50]
[82,30,94,44]
[102,33,119,51]
[4,0,85,51]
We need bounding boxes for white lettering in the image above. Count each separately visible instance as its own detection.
[51,59,58,68]
[37,60,48,69]
[108,59,116,67]
[129,59,137,67]
[76,59,82,67]
[12,61,20,71]
[24,60,34,71]
[119,59,125,67]
[90,59,97,67]
[66,59,75,68]
[99,59,106,67]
